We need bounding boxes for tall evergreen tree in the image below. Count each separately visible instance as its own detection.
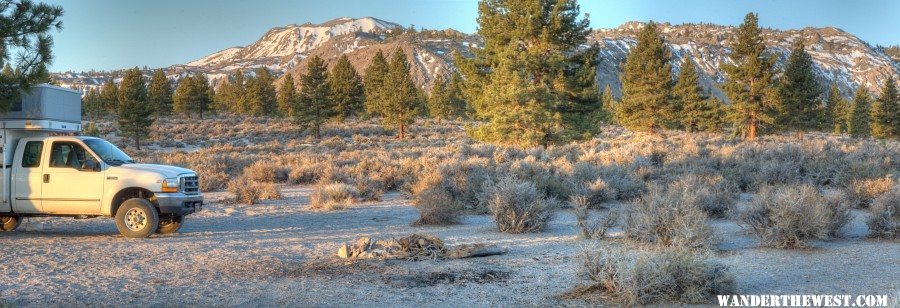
[82,87,104,119]
[618,21,674,133]
[173,75,211,118]
[277,73,297,117]
[447,71,468,117]
[244,68,277,116]
[382,49,419,139]
[457,0,597,146]
[148,69,173,115]
[295,55,334,139]
[363,50,390,117]
[601,84,617,123]
[116,68,153,149]
[427,75,453,121]
[673,58,708,132]
[848,86,872,138]
[214,70,246,114]
[99,78,119,113]
[776,41,823,132]
[721,13,778,139]
[827,83,850,134]
[0,1,63,111]
[329,54,365,120]
[871,76,899,139]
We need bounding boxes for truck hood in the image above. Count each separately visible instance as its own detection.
[107,164,196,178]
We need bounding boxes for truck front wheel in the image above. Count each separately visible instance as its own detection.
[156,215,183,234]
[0,216,21,231]
[115,198,159,238]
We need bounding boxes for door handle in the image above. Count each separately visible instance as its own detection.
[43,174,49,183]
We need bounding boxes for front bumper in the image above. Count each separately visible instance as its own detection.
[155,192,203,216]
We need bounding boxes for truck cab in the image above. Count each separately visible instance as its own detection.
[0,84,202,238]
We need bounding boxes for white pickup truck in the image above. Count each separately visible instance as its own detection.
[0,84,203,238]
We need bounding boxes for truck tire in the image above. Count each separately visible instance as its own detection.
[0,216,21,231]
[156,215,183,234]
[115,198,159,238]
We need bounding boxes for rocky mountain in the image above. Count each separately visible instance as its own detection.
[591,21,900,99]
[53,18,898,101]
[53,17,479,93]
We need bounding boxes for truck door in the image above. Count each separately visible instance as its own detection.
[12,141,44,213]
[40,141,104,214]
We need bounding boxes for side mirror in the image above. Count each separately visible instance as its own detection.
[82,159,100,172]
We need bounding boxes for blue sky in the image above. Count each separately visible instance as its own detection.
[43,0,900,72]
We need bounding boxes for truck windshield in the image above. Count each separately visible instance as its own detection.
[83,139,135,166]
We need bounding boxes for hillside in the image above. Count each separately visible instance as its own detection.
[52,18,899,99]
[591,21,900,98]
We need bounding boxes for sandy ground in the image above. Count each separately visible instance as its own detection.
[1,186,898,307]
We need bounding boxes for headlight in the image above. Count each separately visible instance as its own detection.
[161,177,180,193]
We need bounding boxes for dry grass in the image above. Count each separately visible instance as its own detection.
[310,182,356,211]
[226,176,281,205]
[739,184,851,248]
[580,245,735,305]
[103,117,900,238]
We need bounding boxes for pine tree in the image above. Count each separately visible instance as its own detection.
[721,13,778,139]
[776,41,823,132]
[230,70,247,113]
[214,70,246,114]
[827,84,850,134]
[174,75,212,118]
[148,69,173,115]
[363,50,390,117]
[601,85,617,123]
[277,73,297,117]
[447,72,468,117]
[99,78,119,113]
[82,87,104,119]
[295,55,334,139]
[694,96,728,132]
[244,68,277,116]
[382,49,419,139]
[427,75,453,121]
[0,1,63,111]
[618,21,674,133]
[329,54,365,121]
[673,58,709,132]
[457,0,597,146]
[116,68,154,149]
[871,76,899,139]
[848,86,872,138]
[83,121,100,137]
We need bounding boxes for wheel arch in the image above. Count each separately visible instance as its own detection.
[106,187,157,216]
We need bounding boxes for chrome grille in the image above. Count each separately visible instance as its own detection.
[182,175,200,194]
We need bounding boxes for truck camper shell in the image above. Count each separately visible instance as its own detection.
[1,84,82,208]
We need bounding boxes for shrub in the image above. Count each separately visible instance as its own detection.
[624,186,715,249]
[485,177,559,233]
[243,161,290,183]
[846,176,895,208]
[580,246,735,305]
[868,185,899,239]
[739,184,851,248]
[671,174,738,218]
[410,171,463,226]
[572,195,618,239]
[597,165,645,201]
[227,176,281,205]
[310,182,356,211]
